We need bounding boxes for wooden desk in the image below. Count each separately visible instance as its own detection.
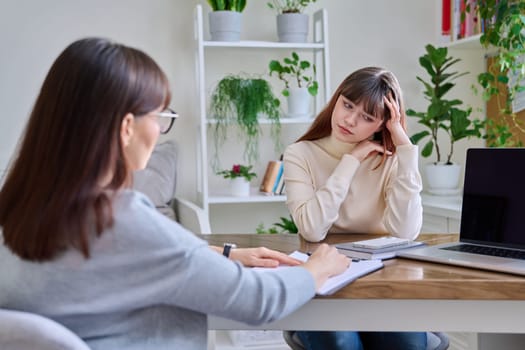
[202,233,525,334]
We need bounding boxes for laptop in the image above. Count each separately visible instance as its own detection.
[398,148,525,276]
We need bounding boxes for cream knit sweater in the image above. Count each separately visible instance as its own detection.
[283,135,423,242]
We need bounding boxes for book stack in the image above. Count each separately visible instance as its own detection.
[259,160,285,195]
[449,0,483,41]
[336,237,425,260]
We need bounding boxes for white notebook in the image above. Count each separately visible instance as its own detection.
[254,251,383,295]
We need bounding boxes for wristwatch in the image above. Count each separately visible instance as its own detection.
[222,243,237,258]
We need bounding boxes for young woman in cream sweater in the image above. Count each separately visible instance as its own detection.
[283,67,426,350]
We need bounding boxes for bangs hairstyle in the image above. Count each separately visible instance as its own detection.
[297,67,406,168]
[0,37,171,261]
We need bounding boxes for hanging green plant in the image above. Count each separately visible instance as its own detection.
[473,0,525,146]
[209,74,281,167]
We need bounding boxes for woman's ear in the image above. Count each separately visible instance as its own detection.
[120,113,134,147]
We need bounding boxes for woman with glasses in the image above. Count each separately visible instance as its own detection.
[0,37,349,350]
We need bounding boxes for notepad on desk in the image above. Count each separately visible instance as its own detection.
[336,237,425,260]
[290,251,383,295]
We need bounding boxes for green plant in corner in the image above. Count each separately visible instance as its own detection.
[407,44,485,164]
[268,51,318,97]
[209,74,281,167]
[471,0,525,146]
[256,215,298,234]
[207,0,246,12]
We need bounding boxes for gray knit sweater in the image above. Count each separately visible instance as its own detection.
[0,190,315,349]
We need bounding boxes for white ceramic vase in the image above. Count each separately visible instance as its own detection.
[230,177,250,197]
[209,11,242,41]
[276,13,309,42]
[424,163,461,195]
[287,87,310,118]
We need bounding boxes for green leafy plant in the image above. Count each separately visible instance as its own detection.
[472,0,525,146]
[216,164,257,181]
[209,74,281,166]
[207,0,246,12]
[268,51,318,97]
[407,44,485,164]
[267,0,317,14]
[484,119,523,148]
[256,215,298,234]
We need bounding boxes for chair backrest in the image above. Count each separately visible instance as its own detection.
[0,309,90,350]
[172,196,212,234]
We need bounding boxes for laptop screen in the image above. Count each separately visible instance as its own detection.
[460,148,525,249]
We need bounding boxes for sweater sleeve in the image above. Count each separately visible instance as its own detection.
[383,144,423,240]
[106,192,317,326]
[283,144,360,242]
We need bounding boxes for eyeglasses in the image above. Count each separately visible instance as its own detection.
[154,108,179,134]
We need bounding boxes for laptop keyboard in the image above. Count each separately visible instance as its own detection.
[442,244,525,260]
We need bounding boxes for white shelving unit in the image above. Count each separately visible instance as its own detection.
[193,4,331,229]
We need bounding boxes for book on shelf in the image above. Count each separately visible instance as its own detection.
[273,168,285,194]
[260,160,283,194]
[271,162,284,193]
[336,238,425,260]
[450,0,483,41]
[441,0,451,36]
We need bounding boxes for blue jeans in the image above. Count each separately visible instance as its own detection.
[296,331,427,350]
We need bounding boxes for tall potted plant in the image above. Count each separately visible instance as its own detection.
[473,0,525,146]
[209,74,281,167]
[267,0,317,42]
[268,51,318,118]
[407,44,484,194]
[207,0,247,41]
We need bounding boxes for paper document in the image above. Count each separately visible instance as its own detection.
[289,251,383,295]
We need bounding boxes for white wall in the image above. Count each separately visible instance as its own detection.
[0,0,485,233]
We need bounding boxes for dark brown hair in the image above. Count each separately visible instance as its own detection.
[0,38,171,261]
[297,66,407,166]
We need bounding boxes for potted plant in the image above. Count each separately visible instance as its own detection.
[472,0,525,146]
[407,44,484,194]
[217,164,257,197]
[209,74,281,166]
[268,51,318,118]
[267,0,317,42]
[256,215,298,234]
[206,0,247,41]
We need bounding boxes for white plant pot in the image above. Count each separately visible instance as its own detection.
[276,13,309,43]
[424,163,461,194]
[287,87,311,118]
[230,177,250,197]
[209,11,242,41]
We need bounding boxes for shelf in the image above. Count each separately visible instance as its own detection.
[421,192,462,220]
[209,187,286,204]
[203,40,325,49]
[213,330,289,350]
[444,34,482,49]
[194,4,330,228]
[444,34,497,55]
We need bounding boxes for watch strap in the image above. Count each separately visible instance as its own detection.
[222,243,236,258]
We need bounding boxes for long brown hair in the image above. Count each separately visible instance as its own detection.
[0,38,171,261]
[297,66,407,166]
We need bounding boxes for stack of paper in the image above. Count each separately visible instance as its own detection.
[336,237,425,260]
[288,251,383,295]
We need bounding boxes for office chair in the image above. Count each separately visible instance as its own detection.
[283,330,449,350]
[0,308,90,350]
